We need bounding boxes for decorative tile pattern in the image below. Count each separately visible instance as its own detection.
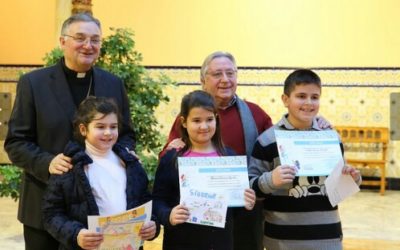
[148,68,400,178]
[1,66,399,178]
[390,93,400,141]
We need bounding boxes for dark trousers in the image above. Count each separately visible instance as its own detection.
[233,201,264,250]
[24,225,59,250]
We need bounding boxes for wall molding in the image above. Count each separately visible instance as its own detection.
[2,65,400,88]
[3,64,400,70]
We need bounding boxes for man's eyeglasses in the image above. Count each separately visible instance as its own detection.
[207,70,237,80]
[63,34,102,46]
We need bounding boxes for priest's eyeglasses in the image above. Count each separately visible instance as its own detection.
[63,34,102,46]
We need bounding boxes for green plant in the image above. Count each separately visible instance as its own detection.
[43,28,175,185]
[0,165,22,201]
[98,28,175,185]
[43,47,63,66]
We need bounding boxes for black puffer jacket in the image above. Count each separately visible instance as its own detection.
[42,141,159,250]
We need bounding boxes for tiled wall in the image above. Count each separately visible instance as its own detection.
[1,66,399,178]
[148,67,400,178]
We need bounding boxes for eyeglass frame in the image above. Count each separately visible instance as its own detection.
[62,34,102,46]
[206,69,237,80]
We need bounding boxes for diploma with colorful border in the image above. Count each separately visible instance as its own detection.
[178,156,249,207]
[88,201,152,250]
[180,188,228,228]
[275,130,343,176]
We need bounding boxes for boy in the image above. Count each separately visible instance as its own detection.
[248,69,361,250]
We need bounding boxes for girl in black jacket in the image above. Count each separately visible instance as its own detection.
[43,97,159,249]
[153,90,255,250]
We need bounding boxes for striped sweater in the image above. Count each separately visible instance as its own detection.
[249,115,345,250]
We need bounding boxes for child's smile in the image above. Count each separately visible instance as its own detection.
[182,107,216,150]
[282,83,321,129]
[80,112,118,152]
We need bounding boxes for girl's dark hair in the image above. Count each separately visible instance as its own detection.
[73,96,121,145]
[177,90,226,158]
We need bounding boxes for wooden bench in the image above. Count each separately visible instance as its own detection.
[335,126,389,195]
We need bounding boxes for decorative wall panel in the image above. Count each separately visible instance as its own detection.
[148,67,400,178]
[1,66,399,178]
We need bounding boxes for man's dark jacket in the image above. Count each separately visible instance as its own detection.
[4,60,135,229]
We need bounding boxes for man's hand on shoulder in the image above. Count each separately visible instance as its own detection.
[316,115,332,129]
[125,147,142,163]
[166,138,185,151]
[49,153,72,175]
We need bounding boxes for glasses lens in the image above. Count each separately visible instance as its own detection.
[209,70,236,79]
[65,35,101,45]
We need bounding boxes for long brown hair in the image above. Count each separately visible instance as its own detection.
[177,90,226,157]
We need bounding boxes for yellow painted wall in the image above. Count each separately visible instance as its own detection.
[0,0,57,65]
[1,0,400,66]
[92,0,400,67]
[1,1,399,180]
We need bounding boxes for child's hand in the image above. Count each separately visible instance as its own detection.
[169,204,190,226]
[139,220,157,240]
[77,228,103,250]
[244,188,256,210]
[342,164,361,182]
[272,165,297,187]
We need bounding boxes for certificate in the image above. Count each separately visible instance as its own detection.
[325,160,360,207]
[180,188,228,228]
[275,130,343,176]
[88,201,152,250]
[178,156,249,207]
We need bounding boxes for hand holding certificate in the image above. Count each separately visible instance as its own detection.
[178,156,250,228]
[275,130,343,176]
[88,201,152,250]
[275,130,360,206]
[178,156,249,207]
[325,160,360,207]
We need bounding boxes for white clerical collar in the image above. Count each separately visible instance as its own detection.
[77,72,86,78]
